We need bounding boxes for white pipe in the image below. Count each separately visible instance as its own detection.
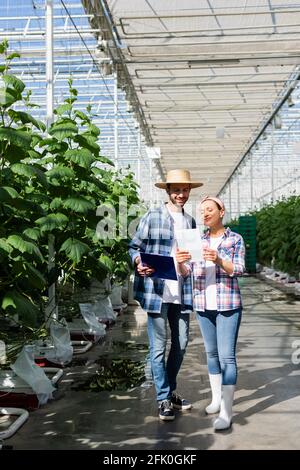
[71,340,93,354]
[43,367,63,385]
[0,408,29,440]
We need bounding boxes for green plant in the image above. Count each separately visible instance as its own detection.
[0,42,142,331]
[253,195,300,276]
[36,79,114,289]
[97,170,143,285]
[37,80,142,290]
[0,40,47,327]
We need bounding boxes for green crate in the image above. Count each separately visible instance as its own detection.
[239,215,256,225]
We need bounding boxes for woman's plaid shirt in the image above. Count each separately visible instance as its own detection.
[190,227,245,312]
[128,203,196,314]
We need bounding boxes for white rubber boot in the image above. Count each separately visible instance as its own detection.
[205,374,222,414]
[213,385,235,431]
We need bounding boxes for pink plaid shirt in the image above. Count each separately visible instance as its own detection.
[190,228,245,312]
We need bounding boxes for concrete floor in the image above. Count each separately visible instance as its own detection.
[3,276,300,450]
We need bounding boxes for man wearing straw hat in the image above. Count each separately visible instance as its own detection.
[129,169,203,421]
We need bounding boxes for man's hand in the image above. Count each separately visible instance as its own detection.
[135,256,155,277]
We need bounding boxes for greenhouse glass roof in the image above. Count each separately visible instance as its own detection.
[1,0,300,212]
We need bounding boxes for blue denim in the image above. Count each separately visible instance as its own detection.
[147,303,190,402]
[196,309,242,385]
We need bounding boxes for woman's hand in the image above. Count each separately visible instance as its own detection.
[203,248,234,275]
[176,248,191,264]
[203,248,219,263]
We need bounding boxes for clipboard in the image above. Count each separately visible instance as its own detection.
[140,252,178,281]
[176,228,203,262]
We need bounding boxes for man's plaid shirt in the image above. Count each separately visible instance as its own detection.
[128,203,196,314]
[190,227,245,312]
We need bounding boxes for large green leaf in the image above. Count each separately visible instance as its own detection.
[49,197,63,210]
[99,254,114,272]
[20,263,46,290]
[31,133,43,147]
[0,87,18,107]
[6,52,21,61]
[0,238,12,254]
[8,110,46,131]
[11,163,48,187]
[26,149,43,160]
[23,227,40,241]
[54,103,72,116]
[7,235,44,262]
[91,167,109,178]
[46,165,75,180]
[8,197,44,213]
[2,74,25,93]
[86,175,108,192]
[1,290,39,327]
[59,238,90,263]
[63,197,94,214]
[88,123,100,137]
[0,127,32,149]
[0,186,19,202]
[74,134,99,155]
[65,148,95,169]
[99,155,115,166]
[35,213,69,232]
[5,143,27,163]
[49,120,78,140]
[39,139,68,153]
[84,254,109,280]
[38,137,57,147]
[74,110,90,122]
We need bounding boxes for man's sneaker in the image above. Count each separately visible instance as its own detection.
[171,392,192,411]
[158,399,175,421]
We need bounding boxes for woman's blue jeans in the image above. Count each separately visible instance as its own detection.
[147,303,190,402]
[196,309,242,385]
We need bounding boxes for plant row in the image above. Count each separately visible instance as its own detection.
[0,41,141,330]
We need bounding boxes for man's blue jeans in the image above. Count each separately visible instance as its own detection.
[147,303,190,402]
[196,309,242,385]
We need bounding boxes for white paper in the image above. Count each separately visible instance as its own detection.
[176,228,203,262]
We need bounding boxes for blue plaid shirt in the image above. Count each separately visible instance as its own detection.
[128,203,196,313]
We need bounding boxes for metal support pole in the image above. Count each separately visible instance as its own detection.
[236,174,240,217]
[137,128,141,191]
[149,159,153,203]
[46,0,54,129]
[228,179,232,221]
[250,154,253,211]
[114,72,118,169]
[271,121,275,202]
[45,0,57,323]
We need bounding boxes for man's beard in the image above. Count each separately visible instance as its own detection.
[169,195,186,208]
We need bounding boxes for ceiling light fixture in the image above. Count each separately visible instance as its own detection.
[188,58,240,68]
[287,95,295,107]
[216,127,225,139]
[274,115,282,129]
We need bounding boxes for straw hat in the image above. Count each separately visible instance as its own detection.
[155,169,203,189]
